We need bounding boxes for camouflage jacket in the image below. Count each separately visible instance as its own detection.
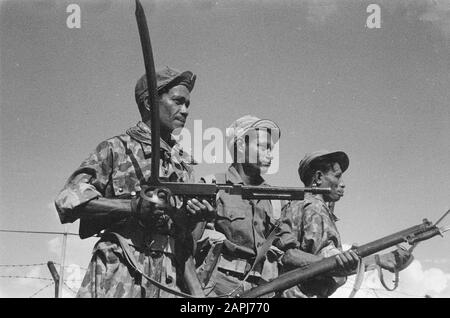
[55,121,195,242]
[280,193,345,297]
[283,193,342,257]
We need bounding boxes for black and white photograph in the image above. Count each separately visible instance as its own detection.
[0,0,449,299]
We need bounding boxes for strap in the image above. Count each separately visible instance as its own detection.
[197,241,224,287]
[117,136,146,185]
[349,257,365,298]
[103,232,198,298]
[242,201,286,282]
[375,254,399,291]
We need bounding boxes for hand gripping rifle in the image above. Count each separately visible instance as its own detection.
[240,209,450,298]
[134,0,330,297]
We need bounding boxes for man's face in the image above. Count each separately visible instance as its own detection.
[318,162,345,202]
[158,85,190,133]
[239,129,274,174]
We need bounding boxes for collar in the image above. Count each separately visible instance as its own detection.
[303,193,339,222]
[126,121,196,165]
[225,165,266,186]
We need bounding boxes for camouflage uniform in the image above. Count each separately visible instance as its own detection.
[280,193,346,298]
[55,121,196,298]
[198,166,291,297]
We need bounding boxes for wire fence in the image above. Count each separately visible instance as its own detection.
[0,227,85,298]
[0,263,49,268]
[64,282,79,295]
[0,228,440,298]
[29,282,55,298]
[0,263,88,271]
[0,275,53,281]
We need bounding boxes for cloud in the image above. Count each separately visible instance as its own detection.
[399,260,449,296]
[3,265,54,298]
[45,236,91,297]
[423,258,450,265]
[47,237,60,256]
[18,266,46,286]
[47,201,60,221]
[331,258,450,298]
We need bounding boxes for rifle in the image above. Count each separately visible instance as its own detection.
[134,0,330,297]
[239,209,450,298]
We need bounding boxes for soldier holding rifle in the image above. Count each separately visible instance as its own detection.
[280,150,414,298]
[196,115,284,297]
[55,67,214,298]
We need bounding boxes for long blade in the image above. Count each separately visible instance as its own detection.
[135,0,160,185]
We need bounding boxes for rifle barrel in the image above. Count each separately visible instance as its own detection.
[142,182,331,201]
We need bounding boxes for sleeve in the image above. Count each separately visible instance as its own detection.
[301,207,341,257]
[300,205,347,297]
[273,202,300,251]
[54,140,114,224]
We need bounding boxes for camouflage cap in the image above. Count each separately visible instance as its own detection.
[298,150,349,184]
[226,115,281,150]
[135,66,197,104]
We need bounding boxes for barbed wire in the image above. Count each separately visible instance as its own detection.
[0,229,78,236]
[0,262,87,271]
[65,279,84,283]
[64,282,79,295]
[0,263,48,268]
[52,262,88,271]
[0,275,52,281]
[29,282,54,298]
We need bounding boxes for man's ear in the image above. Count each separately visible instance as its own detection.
[143,97,151,112]
[314,170,323,185]
[236,138,245,154]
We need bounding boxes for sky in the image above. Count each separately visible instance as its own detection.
[0,0,449,298]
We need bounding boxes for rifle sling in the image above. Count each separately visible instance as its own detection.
[117,136,146,184]
[375,254,399,291]
[349,257,365,298]
[104,232,198,298]
[242,200,285,282]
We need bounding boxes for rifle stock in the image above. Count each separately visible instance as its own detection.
[239,219,442,298]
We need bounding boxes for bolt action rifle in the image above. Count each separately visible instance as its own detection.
[240,209,450,298]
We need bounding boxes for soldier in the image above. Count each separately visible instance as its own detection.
[194,115,282,297]
[55,66,213,298]
[280,150,414,297]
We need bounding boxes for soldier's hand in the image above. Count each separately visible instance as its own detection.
[334,250,360,276]
[186,198,215,219]
[131,194,173,228]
